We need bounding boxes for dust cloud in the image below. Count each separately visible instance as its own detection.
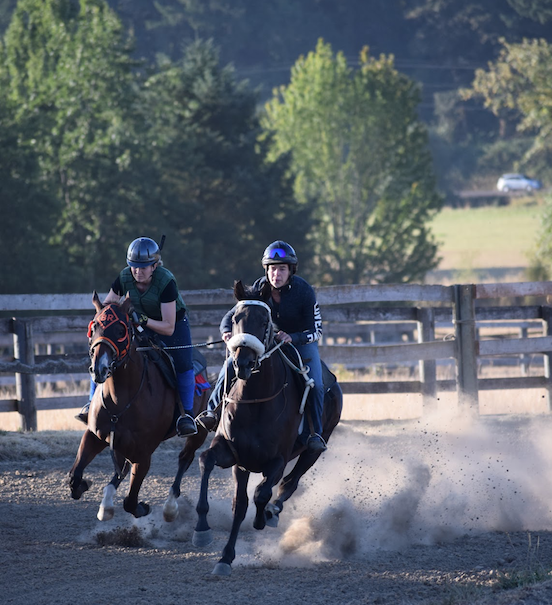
[231,408,552,568]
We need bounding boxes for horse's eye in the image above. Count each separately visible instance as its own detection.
[115,324,127,339]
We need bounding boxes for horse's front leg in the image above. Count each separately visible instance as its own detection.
[164,426,208,522]
[68,430,107,500]
[213,465,250,576]
[97,457,131,521]
[123,457,151,518]
[193,437,236,548]
[254,455,286,530]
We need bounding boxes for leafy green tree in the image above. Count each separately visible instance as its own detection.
[465,37,552,180]
[0,93,64,293]
[141,40,310,289]
[2,0,151,291]
[507,0,552,24]
[262,39,442,285]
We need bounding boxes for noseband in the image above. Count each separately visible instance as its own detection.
[227,300,274,368]
[88,304,132,371]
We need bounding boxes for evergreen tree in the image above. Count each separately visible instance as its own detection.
[142,40,310,289]
[2,0,151,291]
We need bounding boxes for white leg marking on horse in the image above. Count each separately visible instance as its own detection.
[97,484,116,521]
[163,488,179,523]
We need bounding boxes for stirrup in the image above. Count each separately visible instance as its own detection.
[307,433,327,453]
[196,410,218,432]
[75,402,90,425]
[176,414,198,437]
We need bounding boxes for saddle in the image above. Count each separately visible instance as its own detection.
[139,334,209,388]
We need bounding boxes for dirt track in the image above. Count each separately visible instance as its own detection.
[2,415,552,605]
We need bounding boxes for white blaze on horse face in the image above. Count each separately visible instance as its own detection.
[92,348,113,383]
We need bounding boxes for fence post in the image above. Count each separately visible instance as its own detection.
[416,307,437,412]
[12,318,37,431]
[454,284,479,411]
[519,326,529,377]
[542,306,552,411]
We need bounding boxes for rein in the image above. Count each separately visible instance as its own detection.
[224,381,288,405]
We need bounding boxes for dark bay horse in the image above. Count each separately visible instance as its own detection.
[193,280,342,575]
[68,292,209,521]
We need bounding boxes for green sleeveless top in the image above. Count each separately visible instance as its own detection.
[119,266,186,320]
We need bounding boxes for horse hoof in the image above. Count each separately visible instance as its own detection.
[97,506,114,522]
[265,503,280,528]
[163,492,179,523]
[192,529,213,548]
[265,513,279,528]
[163,507,179,523]
[71,478,91,500]
[212,562,232,576]
[134,502,151,518]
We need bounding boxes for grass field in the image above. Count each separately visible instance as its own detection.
[429,197,546,282]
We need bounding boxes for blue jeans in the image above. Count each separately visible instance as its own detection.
[296,342,324,439]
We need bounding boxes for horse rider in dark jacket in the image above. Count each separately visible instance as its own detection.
[197,240,327,454]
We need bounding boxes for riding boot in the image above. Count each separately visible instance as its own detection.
[307,433,327,453]
[75,379,96,424]
[175,369,198,437]
[196,385,221,431]
[306,383,327,453]
[196,357,233,432]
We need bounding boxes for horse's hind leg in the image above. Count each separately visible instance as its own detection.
[68,430,107,500]
[98,458,131,521]
[123,458,152,518]
[253,455,286,531]
[164,427,208,522]
[213,466,250,576]
[266,450,320,527]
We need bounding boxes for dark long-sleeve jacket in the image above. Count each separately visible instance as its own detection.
[219,275,323,347]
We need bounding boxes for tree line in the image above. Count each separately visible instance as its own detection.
[1,0,552,293]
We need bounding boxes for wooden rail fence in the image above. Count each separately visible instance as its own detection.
[2,281,552,431]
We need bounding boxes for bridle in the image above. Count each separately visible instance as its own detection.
[226,300,277,371]
[88,304,133,375]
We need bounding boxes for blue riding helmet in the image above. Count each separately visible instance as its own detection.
[126,237,161,268]
[262,241,298,271]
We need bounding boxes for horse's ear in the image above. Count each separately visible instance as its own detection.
[121,294,134,316]
[260,281,271,302]
[92,291,103,313]
[234,280,245,301]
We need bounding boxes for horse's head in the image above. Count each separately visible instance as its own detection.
[227,280,274,380]
[88,291,134,383]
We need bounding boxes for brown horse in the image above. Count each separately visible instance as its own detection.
[68,292,209,521]
[193,280,342,575]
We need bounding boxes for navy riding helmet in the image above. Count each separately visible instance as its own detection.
[262,240,298,274]
[126,237,161,268]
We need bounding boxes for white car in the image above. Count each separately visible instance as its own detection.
[497,173,542,192]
